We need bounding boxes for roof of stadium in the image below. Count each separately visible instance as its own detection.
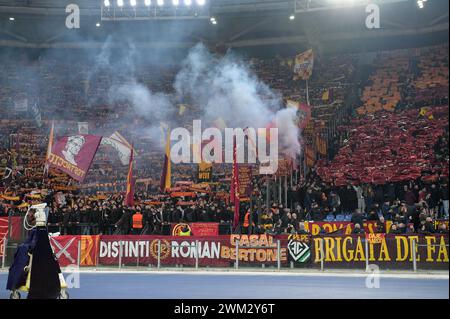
[0,0,448,56]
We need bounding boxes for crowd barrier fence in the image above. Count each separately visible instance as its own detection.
[2,233,447,272]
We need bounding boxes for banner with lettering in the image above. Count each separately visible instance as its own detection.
[238,165,253,200]
[197,162,213,182]
[171,223,219,236]
[96,234,289,267]
[47,135,102,182]
[304,221,379,235]
[47,234,448,270]
[311,234,448,270]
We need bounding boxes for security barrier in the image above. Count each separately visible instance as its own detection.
[311,234,449,270]
[1,233,448,271]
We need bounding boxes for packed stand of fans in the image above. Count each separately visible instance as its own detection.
[0,44,449,237]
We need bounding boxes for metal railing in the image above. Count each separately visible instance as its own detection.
[314,236,449,272]
[413,242,450,272]
[2,234,448,272]
[1,236,7,269]
[93,239,287,271]
[234,240,283,270]
[315,237,386,272]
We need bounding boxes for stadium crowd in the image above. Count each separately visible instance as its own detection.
[0,44,448,237]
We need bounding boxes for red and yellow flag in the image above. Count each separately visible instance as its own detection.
[305,145,316,168]
[315,135,328,156]
[124,146,135,207]
[160,129,172,192]
[293,49,314,80]
[230,137,240,228]
[43,121,54,176]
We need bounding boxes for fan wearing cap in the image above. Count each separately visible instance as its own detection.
[436,223,449,234]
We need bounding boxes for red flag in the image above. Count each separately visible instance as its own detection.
[43,121,54,177]
[230,137,240,229]
[298,102,312,129]
[160,129,172,192]
[124,146,135,207]
[46,134,102,182]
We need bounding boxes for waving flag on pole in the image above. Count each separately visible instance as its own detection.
[110,131,134,152]
[160,128,172,192]
[287,100,311,129]
[31,101,42,128]
[101,131,133,166]
[124,146,135,207]
[293,49,314,80]
[46,135,102,182]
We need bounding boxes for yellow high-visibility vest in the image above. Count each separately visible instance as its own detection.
[179,229,191,236]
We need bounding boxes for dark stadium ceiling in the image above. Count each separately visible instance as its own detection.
[0,0,448,55]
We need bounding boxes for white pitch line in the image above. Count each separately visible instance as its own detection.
[46,269,449,280]
[0,268,448,279]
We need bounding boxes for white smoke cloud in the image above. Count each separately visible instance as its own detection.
[174,43,301,157]
[275,108,301,159]
[174,43,279,129]
[105,42,301,158]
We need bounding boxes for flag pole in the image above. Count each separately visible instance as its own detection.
[231,136,240,234]
[124,144,135,207]
[278,176,282,205]
[42,120,54,185]
[284,175,288,208]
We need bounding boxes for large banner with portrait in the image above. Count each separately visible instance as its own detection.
[46,135,102,182]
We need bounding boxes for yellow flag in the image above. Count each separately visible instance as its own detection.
[178,104,187,116]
